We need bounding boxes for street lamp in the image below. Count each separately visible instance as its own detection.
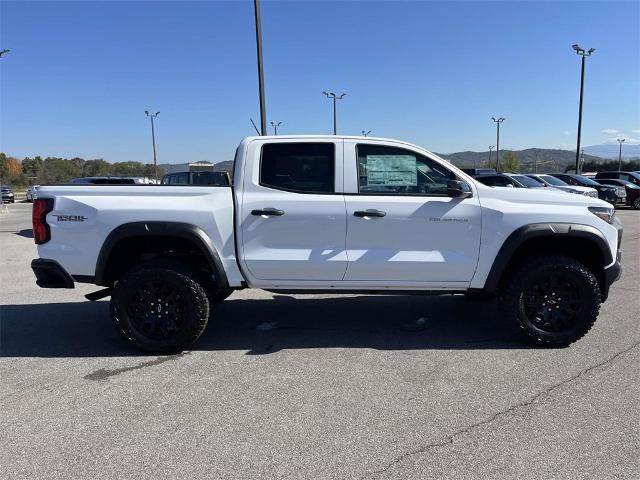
[571,43,595,174]
[617,138,626,170]
[362,130,371,137]
[145,110,160,182]
[270,121,282,135]
[491,117,505,171]
[254,0,267,135]
[323,91,346,135]
[488,146,494,168]
[0,49,10,58]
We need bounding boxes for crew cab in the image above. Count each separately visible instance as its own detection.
[31,136,623,352]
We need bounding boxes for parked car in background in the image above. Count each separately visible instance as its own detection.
[1,185,15,203]
[461,168,497,176]
[72,176,138,185]
[162,171,231,186]
[474,173,555,190]
[595,183,627,205]
[596,178,640,209]
[527,174,598,197]
[26,185,39,202]
[473,173,522,187]
[502,173,557,190]
[550,173,618,204]
[595,171,640,187]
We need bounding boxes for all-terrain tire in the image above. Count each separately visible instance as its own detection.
[498,255,601,348]
[110,260,210,352]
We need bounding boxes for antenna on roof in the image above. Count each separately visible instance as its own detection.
[250,118,261,135]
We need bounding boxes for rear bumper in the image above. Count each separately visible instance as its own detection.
[31,259,75,289]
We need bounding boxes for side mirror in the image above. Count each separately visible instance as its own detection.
[447,179,472,198]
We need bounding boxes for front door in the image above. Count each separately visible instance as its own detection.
[239,140,348,283]
[343,142,481,284]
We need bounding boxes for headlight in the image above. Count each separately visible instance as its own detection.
[588,206,615,223]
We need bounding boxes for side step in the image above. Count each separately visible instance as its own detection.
[85,287,113,301]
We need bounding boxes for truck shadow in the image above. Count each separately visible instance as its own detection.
[0,294,526,358]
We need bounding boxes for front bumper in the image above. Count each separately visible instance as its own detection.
[602,219,623,298]
[31,259,75,289]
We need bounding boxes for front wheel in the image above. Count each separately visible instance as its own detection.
[499,255,601,347]
[633,197,640,210]
[110,260,210,352]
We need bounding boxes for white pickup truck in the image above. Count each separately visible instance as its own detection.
[31,136,623,352]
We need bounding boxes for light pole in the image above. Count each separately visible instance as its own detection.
[362,130,371,137]
[254,0,267,135]
[145,110,160,182]
[572,44,595,174]
[617,138,626,170]
[491,117,505,171]
[488,146,494,168]
[270,121,282,135]
[323,91,346,135]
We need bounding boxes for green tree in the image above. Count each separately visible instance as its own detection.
[0,153,7,184]
[111,161,147,176]
[500,151,520,173]
[42,157,82,183]
[83,159,111,177]
[22,156,44,179]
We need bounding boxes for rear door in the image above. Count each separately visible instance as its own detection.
[238,139,348,283]
[342,141,482,285]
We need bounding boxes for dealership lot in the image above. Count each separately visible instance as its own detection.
[1,203,639,479]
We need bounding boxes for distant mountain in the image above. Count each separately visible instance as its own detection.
[437,148,605,173]
[583,143,640,160]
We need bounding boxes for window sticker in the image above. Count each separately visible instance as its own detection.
[364,155,417,186]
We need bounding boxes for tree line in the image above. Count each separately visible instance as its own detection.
[0,153,164,186]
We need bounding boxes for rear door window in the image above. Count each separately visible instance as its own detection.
[260,143,335,193]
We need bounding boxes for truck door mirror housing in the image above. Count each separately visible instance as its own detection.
[447,180,472,198]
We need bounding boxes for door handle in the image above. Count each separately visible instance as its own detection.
[251,208,285,217]
[353,209,386,218]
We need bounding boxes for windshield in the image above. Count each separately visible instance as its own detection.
[574,175,601,186]
[510,175,544,187]
[539,175,568,186]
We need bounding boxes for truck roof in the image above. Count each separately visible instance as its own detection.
[239,135,446,161]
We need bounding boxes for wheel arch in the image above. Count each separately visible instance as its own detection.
[484,223,612,294]
[95,222,229,289]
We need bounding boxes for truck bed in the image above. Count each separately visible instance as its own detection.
[35,185,244,285]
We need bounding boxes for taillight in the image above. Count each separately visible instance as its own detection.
[32,198,54,244]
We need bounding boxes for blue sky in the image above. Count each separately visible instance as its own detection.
[1,0,638,164]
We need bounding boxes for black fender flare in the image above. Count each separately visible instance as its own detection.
[95,221,229,288]
[483,223,612,292]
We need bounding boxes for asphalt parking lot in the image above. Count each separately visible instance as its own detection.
[1,202,639,479]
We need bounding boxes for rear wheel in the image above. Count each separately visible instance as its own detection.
[110,260,210,352]
[499,255,601,347]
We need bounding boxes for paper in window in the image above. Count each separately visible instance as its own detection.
[364,155,417,186]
